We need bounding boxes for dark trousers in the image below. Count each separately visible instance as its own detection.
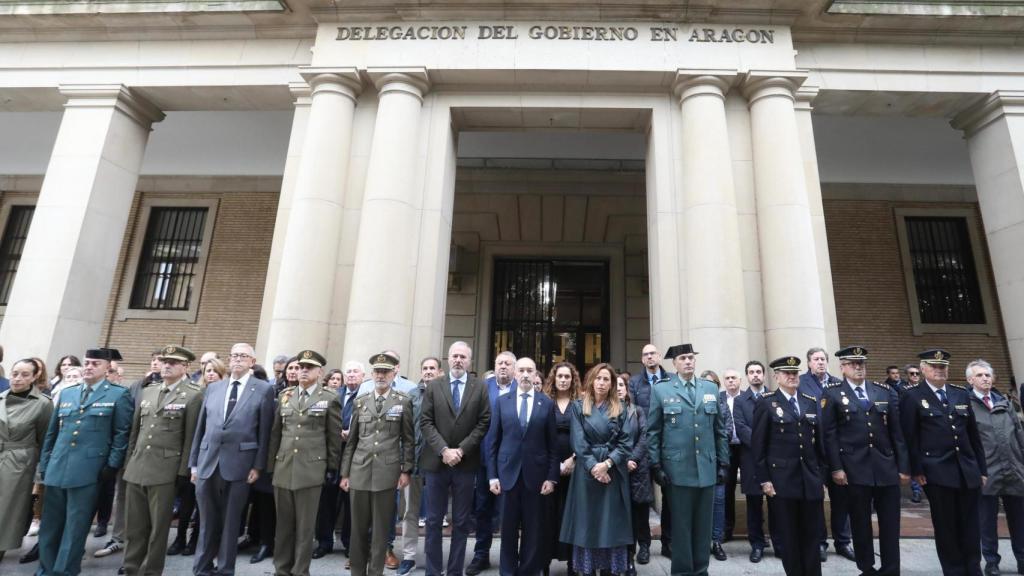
[315,480,342,549]
[173,476,199,546]
[338,487,352,550]
[661,484,673,548]
[38,482,100,576]
[425,467,476,576]
[847,484,901,575]
[725,444,741,537]
[770,496,823,576]
[631,501,651,547]
[194,469,252,576]
[924,483,982,576]
[820,479,851,548]
[666,484,713,576]
[498,477,545,576]
[746,494,768,550]
[246,490,276,547]
[473,464,499,560]
[94,472,117,527]
[980,494,1024,567]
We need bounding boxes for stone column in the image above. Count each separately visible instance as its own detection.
[343,68,430,363]
[263,69,361,359]
[742,72,827,359]
[0,85,163,367]
[256,82,313,361]
[794,86,842,370]
[953,91,1024,381]
[675,71,748,371]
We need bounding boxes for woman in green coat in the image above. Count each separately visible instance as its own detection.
[0,358,53,560]
[559,363,633,575]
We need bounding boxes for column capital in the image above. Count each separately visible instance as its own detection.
[58,84,164,128]
[951,90,1024,138]
[673,70,737,103]
[740,70,808,106]
[299,67,362,103]
[288,81,313,107]
[367,67,430,101]
[794,85,821,112]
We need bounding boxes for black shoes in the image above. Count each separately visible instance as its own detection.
[819,544,828,563]
[636,543,650,565]
[985,563,1001,575]
[93,524,108,538]
[837,543,856,562]
[465,557,490,575]
[312,546,333,559]
[749,547,763,563]
[20,543,39,564]
[167,541,186,556]
[250,545,272,563]
[911,490,923,503]
[661,541,672,559]
[711,542,727,561]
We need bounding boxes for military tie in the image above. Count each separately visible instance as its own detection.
[855,386,869,410]
[519,392,529,431]
[226,381,240,419]
[451,380,462,412]
[789,396,799,417]
[81,384,93,405]
[299,389,309,411]
[684,380,695,404]
[936,388,949,411]
[375,393,385,414]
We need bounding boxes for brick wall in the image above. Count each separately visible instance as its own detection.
[823,193,1013,387]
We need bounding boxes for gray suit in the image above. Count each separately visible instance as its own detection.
[189,375,275,576]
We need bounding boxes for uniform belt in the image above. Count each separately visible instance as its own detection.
[0,440,36,450]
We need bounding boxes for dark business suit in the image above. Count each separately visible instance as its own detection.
[901,382,987,576]
[473,377,515,563]
[799,370,850,551]
[189,375,275,576]
[487,390,558,576]
[719,390,742,539]
[733,388,778,554]
[628,368,672,549]
[420,374,491,576]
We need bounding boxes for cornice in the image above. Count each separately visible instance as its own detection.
[951,90,1024,137]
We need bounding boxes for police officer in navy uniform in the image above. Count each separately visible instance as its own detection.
[901,349,987,576]
[821,346,909,575]
[751,356,825,576]
[37,347,134,576]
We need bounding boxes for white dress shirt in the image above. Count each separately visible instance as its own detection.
[779,388,801,417]
[223,371,252,419]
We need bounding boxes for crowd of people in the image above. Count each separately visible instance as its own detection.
[0,339,1021,576]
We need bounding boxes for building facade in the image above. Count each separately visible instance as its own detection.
[0,1,1020,384]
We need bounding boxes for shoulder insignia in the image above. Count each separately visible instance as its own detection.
[355,390,373,399]
[186,382,201,391]
[393,390,409,399]
[874,381,890,390]
[948,383,967,391]
[824,381,842,389]
[801,393,816,401]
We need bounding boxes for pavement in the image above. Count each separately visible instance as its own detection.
[2,532,1021,575]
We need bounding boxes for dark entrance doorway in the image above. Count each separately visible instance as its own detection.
[489,258,609,378]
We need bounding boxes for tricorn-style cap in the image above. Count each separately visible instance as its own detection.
[85,348,122,361]
[918,349,951,366]
[297,350,327,367]
[665,343,698,359]
[769,356,802,372]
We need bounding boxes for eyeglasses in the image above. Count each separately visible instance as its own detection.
[907,371,920,376]
[229,353,252,360]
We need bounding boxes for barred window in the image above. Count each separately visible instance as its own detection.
[129,207,208,311]
[904,216,985,325]
[0,205,35,306]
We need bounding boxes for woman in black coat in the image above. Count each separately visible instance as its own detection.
[542,362,582,575]
[617,374,651,576]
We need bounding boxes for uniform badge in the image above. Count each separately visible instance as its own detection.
[821,398,827,408]
[921,399,930,409]
[841,396,849,406]
[775,407,784,418]
[702,393,715,403]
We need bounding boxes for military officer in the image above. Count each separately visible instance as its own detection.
[267,349,344,576]
[821,346,909,576]
[121,345,204,576]
[751,356,825,576]
[37,347,134,576]
[646,343,729,576]
[341,352,415,576]
[900,349,987,576]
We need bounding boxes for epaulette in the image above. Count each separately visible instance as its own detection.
[278,385,296,397]
[905,382,920,388]
[392,389,409,398]
[143,380,161,388]
[108,382,127,390]
[824,381,842,389]
[873,380,890,390]
[948,383,967,391]
[801,393,816,401]
[186,382,202,391]
[355,390,373,399]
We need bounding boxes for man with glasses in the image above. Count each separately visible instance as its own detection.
[628,343,671,561]
[189,343,275,576]
[903,364,925,502]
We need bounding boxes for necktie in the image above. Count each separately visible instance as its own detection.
[519,393,529,431]
[375,394,384,414]
[684,381,694,404]
[299,389,309,410]
[855,386,869,410]
[936,388,949,410]
[345,391,355,410]
[983,395,992,410]
[452,380,462,412]
[789,396,799,417]
[226,381,240,419]
[81,385,93,405]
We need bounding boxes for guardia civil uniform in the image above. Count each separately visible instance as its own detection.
[751,356,825,576]
[122,346,204,576]
[900,349,987,576]
[37,348,134,576]
[267,350,344,576]
[820,346,908,576]
[341,353,415,576]
[646,343,729,576]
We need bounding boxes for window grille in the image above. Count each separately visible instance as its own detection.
[0,206,35,306]
[129,207,208,311]
[904,216,985,324]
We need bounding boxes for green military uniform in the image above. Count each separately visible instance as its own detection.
[341,353,415,576]
[646,344,729,576]
[268,349,343,576]
[122,345,203,576]
[38,347,134,576]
